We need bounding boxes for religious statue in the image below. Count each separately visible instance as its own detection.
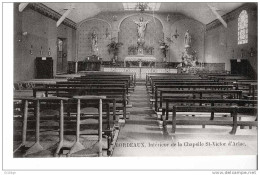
[133,17,151,42]
[184,30,191,48]
[91,30,98,54]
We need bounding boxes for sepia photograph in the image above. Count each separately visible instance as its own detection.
[2,1,258,173]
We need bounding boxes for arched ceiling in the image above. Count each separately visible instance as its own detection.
[42,2,245,24]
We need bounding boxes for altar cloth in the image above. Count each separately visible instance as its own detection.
[124,56,156,62]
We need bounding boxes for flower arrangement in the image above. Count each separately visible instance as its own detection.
[181,49,198,68]
[128,45,137,55]
[158,39,169,57]
[107,38,123,59]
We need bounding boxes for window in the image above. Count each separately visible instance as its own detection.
[238,10,248,45]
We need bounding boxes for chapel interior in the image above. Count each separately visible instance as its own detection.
[12,2,258,158]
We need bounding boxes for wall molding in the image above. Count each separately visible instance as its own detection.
[29,3,77,30]
[206,3,257,31]
[77,18,112,29]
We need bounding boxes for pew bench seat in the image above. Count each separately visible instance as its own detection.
[165,106,257,135]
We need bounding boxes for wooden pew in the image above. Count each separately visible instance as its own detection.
[32,87,128,120]
[81,74,136,86]
[162,98,257,121]
[168,105,257,135]
[148,79,216,90]
[209,75,252,82]
[68,78,132,89]
[148,82,228,106]
[248,83,257,100]
[13,96,118,157]
[149,80,223,94]
[13,97,70,156]
[13,97,37,154]
[146,73,201,84]
[46,83,129,95]
[152,84,233,97]
[80,71,136,86]
[155,88,241,111]
[59,97,119,156]
[57,80,133,92]
[146,73,201,86]
[151,84,234,105]
[198,73,231,79]
[56,74,134,118]
[72,75,133,87]
[68,95,105,157]
[48,83,131,106]
[147,75,204,88]
[232,82,257,100]
[14,79,67,90]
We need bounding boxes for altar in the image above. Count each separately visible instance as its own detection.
[124,56,156,67]
[102,67,177,79]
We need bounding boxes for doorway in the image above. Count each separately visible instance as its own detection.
[230,59,249,76]
[57,38,67,74]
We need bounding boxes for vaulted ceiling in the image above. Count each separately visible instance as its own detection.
[42,2,245,24]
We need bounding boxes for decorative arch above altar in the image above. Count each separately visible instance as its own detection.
[117,13,165,32]
[118,14,164,62]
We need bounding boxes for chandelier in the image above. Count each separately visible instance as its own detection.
[135,2,149,12]
[123,3,160,11]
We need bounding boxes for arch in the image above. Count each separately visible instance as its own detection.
[169,18,205,62]
[78,18,112,29]
[76,18,112,61]
[117,13,165,32]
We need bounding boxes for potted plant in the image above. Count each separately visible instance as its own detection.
[158,39,169,58]
[128,45,137,55]
[107,39,123,62]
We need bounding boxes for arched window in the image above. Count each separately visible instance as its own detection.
[238,10,248,45]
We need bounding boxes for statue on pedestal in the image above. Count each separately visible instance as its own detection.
[133,17,150,55]
[133,17,150,43]
[91,30,98,55]
[184,30,191,48]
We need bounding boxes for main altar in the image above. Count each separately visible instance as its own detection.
[103,16,177,79]
[124,56,156,67]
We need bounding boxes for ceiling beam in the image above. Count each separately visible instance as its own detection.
[207,4,227,28]
[56,8,73,27]
[19,3,29,12]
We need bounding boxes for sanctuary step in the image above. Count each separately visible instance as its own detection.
[135,81,146,86]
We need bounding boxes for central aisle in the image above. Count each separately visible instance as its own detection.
[112,81,169,156]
